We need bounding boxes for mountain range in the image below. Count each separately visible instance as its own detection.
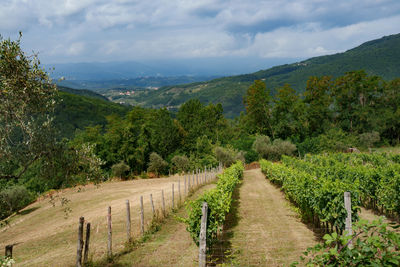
[126,33,400,118]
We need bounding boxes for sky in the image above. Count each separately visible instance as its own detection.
[1,0,400,66]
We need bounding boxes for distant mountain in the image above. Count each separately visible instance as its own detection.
[48,57,291,83]
[128,33,400,118]
[56,76,221,91]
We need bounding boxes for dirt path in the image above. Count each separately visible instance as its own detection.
[223,168,317,266]
[0,172,215,267]
[115,183,217,267]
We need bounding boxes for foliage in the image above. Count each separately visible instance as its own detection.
[171,155,190,173]
[260,158,361,231]
[54,91,130,139]
[111,161,130,179]
[0,185,34,219]
[359,131,380,148]
[183,162,244,246]
[214,146,244,167]
[0,256,15,267]
[296,218,400,266]
[0,34,57,181]
[147,152,168,177]
[243,80,273,135]
[253,136,297,160]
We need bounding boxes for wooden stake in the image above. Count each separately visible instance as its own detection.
[140,196,144,235]
[150,194,155,217]
[126,200,131,241]
[178,180,181,202]
[199,202,208,267]
[344,192,352,236]
[83,222,91,265]
[76,216,84,267]
[107,206,112,258]
[162,190,166,216]
[172,183,175,209]
[184,176,187,196]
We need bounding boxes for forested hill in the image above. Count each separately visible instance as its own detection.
[58,86,109,101]
[129,33,400,118]
[54,89,130,139]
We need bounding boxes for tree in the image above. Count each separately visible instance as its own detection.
[332,71,383,133]
[171,155,189,173]
[243,80,273,136]
[272,84,304,139]
[303,76,333,136]
[0,34,57,180]
[147,152,168,177]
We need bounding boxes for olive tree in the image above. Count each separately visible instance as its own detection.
[0,34,57,180]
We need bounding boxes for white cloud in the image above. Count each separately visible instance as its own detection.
[1,0,399,63]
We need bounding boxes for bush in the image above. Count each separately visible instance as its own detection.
[171,155,190,174]
[252,135,271,159]
[215,146,245,167]
[318,128,357,152]
[0,185,34,219]
[269,139,297,160]
[111,161,130,179]
[359,131,380,148]
[252,136,297,160]
[147,152,168,177]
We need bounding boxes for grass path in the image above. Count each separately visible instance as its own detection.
[113,183,217,267]
[221,168,317,266]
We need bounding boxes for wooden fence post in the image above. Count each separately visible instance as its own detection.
[172,183,175,209]
[150,194,155,217]
[344,192,352,237]
[199,202,208,267]
[140,196,145,236]
[76,216,84,267]
[126,200,131,241]
[184,176,187,196]
[83,222,91,265]
[107,206,112,258]
[178,180,181,202]
[162,190,166,216]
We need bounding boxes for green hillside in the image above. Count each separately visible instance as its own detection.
[129,33,400,118]
[58,86,109,101]
[54,90,130,138]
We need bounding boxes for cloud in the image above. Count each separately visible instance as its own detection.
[1,0,399,63]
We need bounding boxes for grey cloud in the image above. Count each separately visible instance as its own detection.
[1,0,399,64]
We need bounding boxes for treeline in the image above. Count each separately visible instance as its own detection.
[240,70,400,155]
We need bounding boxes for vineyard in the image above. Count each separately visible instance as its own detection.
[260,153,400,233]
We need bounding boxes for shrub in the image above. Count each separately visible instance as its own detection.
[269,139,297,160]
[171,155,190,174]
[318,128,357,152]
[147,152,168,177]
[215,146,245,167]
[359,131,380,148]
[111,161,130,179]
[252,136,296,160]
[252,135,271,159]
[0,185,34,219]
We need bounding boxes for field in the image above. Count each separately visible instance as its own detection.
[0,174,205,266]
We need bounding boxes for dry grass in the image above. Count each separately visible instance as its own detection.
[0,174,210,267]
[114,183,217,267]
